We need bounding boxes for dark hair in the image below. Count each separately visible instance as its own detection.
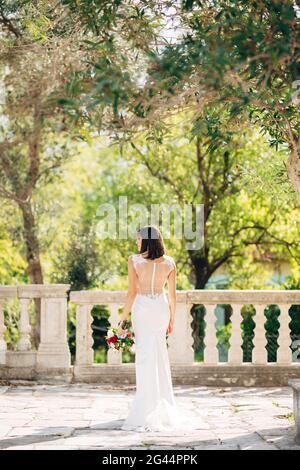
[137,225,165,260]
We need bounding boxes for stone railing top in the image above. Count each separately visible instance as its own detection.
[187,289,300,304]
[69,289,300,305]
[1,285,300,303]
[70,290,128,304]
[0,284,70,299]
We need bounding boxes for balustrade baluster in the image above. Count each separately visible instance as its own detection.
[75,304,94,366]
[277,303,292,364]
[17,298,31,351]
[204,304,218,364]
[252,304,267,364]
[228,303,243,364]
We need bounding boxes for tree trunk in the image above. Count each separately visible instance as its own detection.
[287,148,300,197]
[190,252,211,289]
[19,201,43,348]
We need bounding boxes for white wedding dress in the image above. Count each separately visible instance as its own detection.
[121,253,201,433]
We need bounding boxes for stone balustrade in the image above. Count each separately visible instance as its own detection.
[69,289,300,386]
[0,286,300,385]
[0,285,72,382]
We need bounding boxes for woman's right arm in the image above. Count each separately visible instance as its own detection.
[167,261,177,335]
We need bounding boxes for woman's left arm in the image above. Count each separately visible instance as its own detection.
[117,255,138,334]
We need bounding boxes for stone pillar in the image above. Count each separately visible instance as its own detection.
[0,300,7,365]
[168,299,194,364]
[204,304,218,364]
[36,286,71,371]
[107,303,122,365]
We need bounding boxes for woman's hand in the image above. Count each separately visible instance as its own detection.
[117,326,127,336]
[166,319,174,336]
[117,320,128,336]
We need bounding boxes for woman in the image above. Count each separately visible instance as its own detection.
[117,225,187,432]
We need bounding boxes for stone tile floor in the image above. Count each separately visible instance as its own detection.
[0,382,299,450]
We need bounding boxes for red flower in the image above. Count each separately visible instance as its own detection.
[127,332,132,337]
[107,335,118,344]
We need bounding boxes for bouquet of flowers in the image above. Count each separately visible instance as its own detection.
[105,321,135,354]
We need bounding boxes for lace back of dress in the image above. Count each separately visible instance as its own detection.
[131,254,175,299]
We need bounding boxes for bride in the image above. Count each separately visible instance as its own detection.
[117,225,197,433]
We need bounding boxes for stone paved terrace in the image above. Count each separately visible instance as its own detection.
[0,383,299,450]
